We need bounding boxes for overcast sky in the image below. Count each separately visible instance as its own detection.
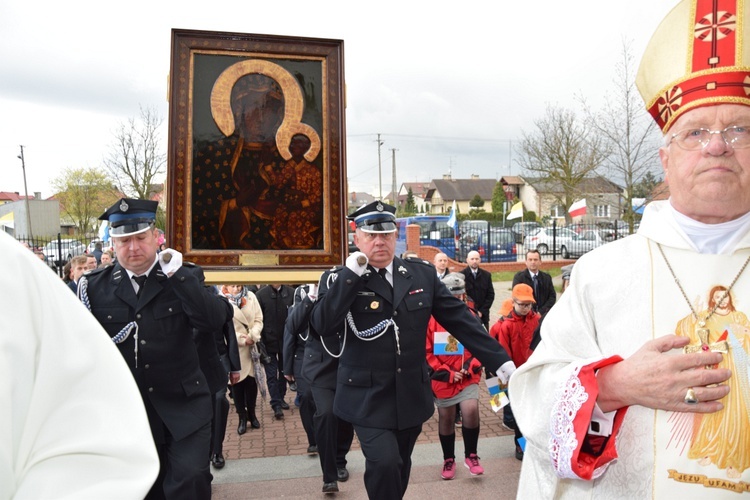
[0,0,678,199]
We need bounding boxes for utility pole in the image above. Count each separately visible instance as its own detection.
[18,145,33,240]
[390,148,398,208]
[376,133,384,200]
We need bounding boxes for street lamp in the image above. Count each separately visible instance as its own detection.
[18,145,33,240]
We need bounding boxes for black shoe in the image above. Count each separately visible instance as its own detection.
[322,481,339,494]
[237,416,247,435]
[515,445,524,461]
[274,407,284,419]
[337,467,349,482]
[211,453,225,469]
[307,445,318,454]
[279,401,290,410]
[289,382,298,392]
[250,416,260,429]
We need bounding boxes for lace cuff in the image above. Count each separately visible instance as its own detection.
[549,355,627,480]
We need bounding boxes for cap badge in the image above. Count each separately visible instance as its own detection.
[370,300,380,309]
[120,200,129,212]
[376,201,384,212]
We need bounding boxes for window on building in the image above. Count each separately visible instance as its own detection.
[594,205,610,218]
[550,205,565,218]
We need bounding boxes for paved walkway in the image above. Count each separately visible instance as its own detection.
[211,280,541,498]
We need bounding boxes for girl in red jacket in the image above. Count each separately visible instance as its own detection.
[426,273,486,480]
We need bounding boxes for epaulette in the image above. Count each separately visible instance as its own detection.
[328,265,345,272]
[84,266,108,277]
[404,256,431,266]
[183,261,197,267]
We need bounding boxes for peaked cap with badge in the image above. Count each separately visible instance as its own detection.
[637,0,750,132]
[347,201,397,233]
[99,198,158,237]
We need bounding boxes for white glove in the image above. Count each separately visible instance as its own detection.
[307,283,318,302]
[346,251,368,276]
[159,248,183,276]
[497,360,517,385]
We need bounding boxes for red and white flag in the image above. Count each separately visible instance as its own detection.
[568,198,587,218]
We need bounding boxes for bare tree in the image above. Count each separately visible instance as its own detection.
[517,104,608,223]
[51,167,120,236]
[585,40,662,232]
[104,105,166,200]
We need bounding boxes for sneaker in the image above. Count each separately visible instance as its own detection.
[464,454,484,475]
[441,458,456,480]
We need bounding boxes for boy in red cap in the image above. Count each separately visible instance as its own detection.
[490,283,539,460]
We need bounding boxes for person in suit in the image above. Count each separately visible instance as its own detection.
[461,250,495,330]
[310,201,516,499]
[194,286,241,470]
[292,283,355,494]
[256,283,294,419]
[433,252,449,279]
[66,255,87,294]
[283,284,318,454]
[78,198,231,500]
[512,249,556,318]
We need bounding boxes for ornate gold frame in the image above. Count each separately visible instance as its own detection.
[167,29,346,283]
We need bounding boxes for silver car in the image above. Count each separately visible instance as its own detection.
[524,227,576,255]
[43,239,86,264]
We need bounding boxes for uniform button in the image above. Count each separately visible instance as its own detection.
[136,313,142,319]
[346,279,352,284]
[418,302,423,306]
[145,364,150,369]
[195,381,200,385]
[148,387,154,392]
[179,276,186,282]
[107,315,112,320]
[348,378,353,382]
[168,307,173,312]
[140,339,146,345]
[397,368,402,373]
[393,311,398,316]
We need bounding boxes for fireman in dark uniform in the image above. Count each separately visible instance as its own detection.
[309,201,516,499]
[78,198,231,499]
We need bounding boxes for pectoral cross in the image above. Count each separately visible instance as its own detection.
[683,324,729,369]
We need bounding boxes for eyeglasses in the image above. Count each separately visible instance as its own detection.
[668,125,750,151]
[513,300,534,308]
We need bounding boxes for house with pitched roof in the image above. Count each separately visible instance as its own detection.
[519,175,625,221]
[424,175,497,214]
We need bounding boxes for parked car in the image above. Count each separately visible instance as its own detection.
[476,228,517,262]
[524,227,576,255]
[43,239,86,264]
[511,221,542,244]
[560,229,608,259]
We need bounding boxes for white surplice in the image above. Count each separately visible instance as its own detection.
[0,231,159,500]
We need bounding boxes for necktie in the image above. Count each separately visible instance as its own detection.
[532,274,538,297]
[133,275,147,297]
[377,268,392,291]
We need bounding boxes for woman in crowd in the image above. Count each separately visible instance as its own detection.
[425,272,485,480]
[221,284,264,434]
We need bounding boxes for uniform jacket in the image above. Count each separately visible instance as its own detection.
[310,257,511,430]
[512,269,556,317]
[255,284,294,354]
[461,265,495,324]
[81,261,231,441]
[283,285,313,379]
[194,294,240,394]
